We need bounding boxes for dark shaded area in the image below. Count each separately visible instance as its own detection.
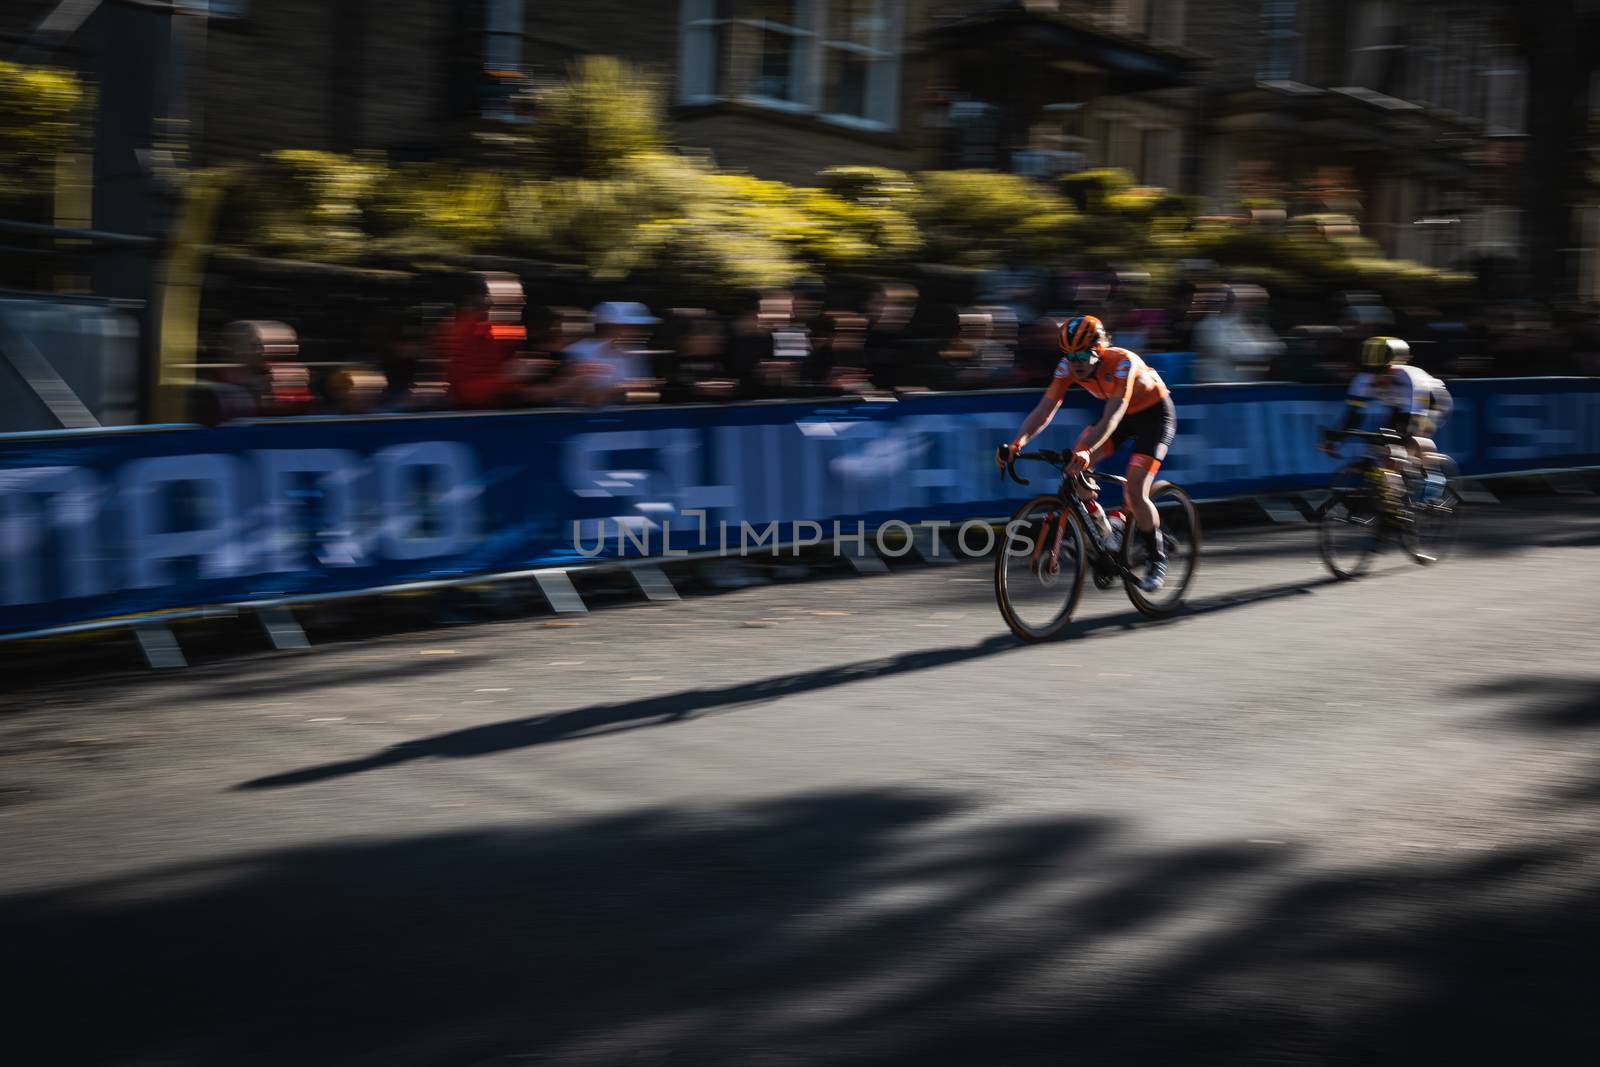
[1459,674,1600,732]
[3,787,1597,1066]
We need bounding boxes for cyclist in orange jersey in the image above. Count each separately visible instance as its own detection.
[997,314,1176,590]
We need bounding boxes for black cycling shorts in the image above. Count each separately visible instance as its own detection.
[1108,395,1177,461]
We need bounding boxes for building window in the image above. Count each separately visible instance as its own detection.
[1140,126,1176,189]
[821,0,899,126]
[1483,50,1526,136]
[679,0,902,129]
[482,0,525,120]
[1259,0,1300,82]
[1148,0,1186,45]
[175,0,248,16]
[1347,0,1404,95]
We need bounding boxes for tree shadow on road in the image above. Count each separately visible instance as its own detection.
[4,786,1596,1066]
[1456,674,1600,731]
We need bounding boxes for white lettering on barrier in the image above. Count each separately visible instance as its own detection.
[255,448,365,570]
[0,466,104,605]
[121,453,249,588]
[376,442,480,561]
[0,441,482,607]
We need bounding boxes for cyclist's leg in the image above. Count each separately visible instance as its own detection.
[1126,456,1160,546]
[1375,411,1410,513]
[1123,398,1176,587]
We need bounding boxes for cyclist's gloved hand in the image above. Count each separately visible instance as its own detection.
[1067,450,1092,474]
[996,442,1017,470]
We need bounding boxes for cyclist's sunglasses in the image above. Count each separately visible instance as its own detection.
[1065,350,1097,363]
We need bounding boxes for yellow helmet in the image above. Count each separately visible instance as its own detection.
[1361,335,1409,370]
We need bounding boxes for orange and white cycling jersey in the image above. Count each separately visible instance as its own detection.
[1046,347,1169,413]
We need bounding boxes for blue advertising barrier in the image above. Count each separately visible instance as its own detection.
[3,378,1599,638]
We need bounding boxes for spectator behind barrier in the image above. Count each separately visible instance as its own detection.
[563,301,662,404]
[436,272,536,409]
[1013,314,1066,387]
[1193,284,1284,383]
[863,283,919,391]
[656,308,736,403]
[220,320,314,416]
[379,305,450,411]
[727,290,809,398]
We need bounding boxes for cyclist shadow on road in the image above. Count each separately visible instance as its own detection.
[1067,574,1343,638]
[236,633,1026,790]
[238,576,1342,793]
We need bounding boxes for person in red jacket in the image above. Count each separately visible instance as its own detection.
[436,272,533,410]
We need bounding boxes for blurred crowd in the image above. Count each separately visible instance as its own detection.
[192,266,1600,421]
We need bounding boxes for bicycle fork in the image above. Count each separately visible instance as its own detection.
[1029,506,1074,574]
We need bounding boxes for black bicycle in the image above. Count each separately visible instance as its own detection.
[995,449,1201,642]
[1316,428,1461,580]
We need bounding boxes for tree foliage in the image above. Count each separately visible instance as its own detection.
[0,61,84,211]
[209,58,1470,307]
[524,55,665,179]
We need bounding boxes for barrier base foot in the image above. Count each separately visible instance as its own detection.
[259,606,309,651]
[1257,497,1309,524]
[631,564,680,602]
[1297,490,1331,516]
[1549,472,1594,496]
[1455,480,1499,505]
[533,570,588,614]
[840,544,888,574]
[133,623,186,669]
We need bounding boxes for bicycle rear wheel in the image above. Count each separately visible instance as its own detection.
[1318,460,1381,579]
[994,495,1087,642]
[1119,481,1201,618]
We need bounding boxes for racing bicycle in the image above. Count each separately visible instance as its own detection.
[1316,428,1460,579]
[995,449,1201,642]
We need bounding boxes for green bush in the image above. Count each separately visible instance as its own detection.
[207,57,1474,308]
[0,61,84,212]
[1058,168,1134,212]
[525,56,665,179]
[913,170,1075,268]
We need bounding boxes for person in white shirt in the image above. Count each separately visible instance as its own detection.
[1192,284,1285,383]
[563,301,660,402]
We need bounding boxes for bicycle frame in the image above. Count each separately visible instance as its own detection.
[1318,428,1448,525]
[1005,449,1138,581]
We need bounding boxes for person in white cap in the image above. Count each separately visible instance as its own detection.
[563,301,660,403]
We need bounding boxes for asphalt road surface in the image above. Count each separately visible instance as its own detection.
[3,493,1599,1066]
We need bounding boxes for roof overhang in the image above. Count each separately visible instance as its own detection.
[920,4,1202,95]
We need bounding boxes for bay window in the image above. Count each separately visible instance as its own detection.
[679,0,901,129]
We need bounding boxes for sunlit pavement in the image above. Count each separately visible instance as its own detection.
[3,495,1599,1065]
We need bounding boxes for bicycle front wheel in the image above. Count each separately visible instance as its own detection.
[1318,460,1381,579]
[1403,480,1460,566]
[994,494,1087,642]
[1119,481,1201,618]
